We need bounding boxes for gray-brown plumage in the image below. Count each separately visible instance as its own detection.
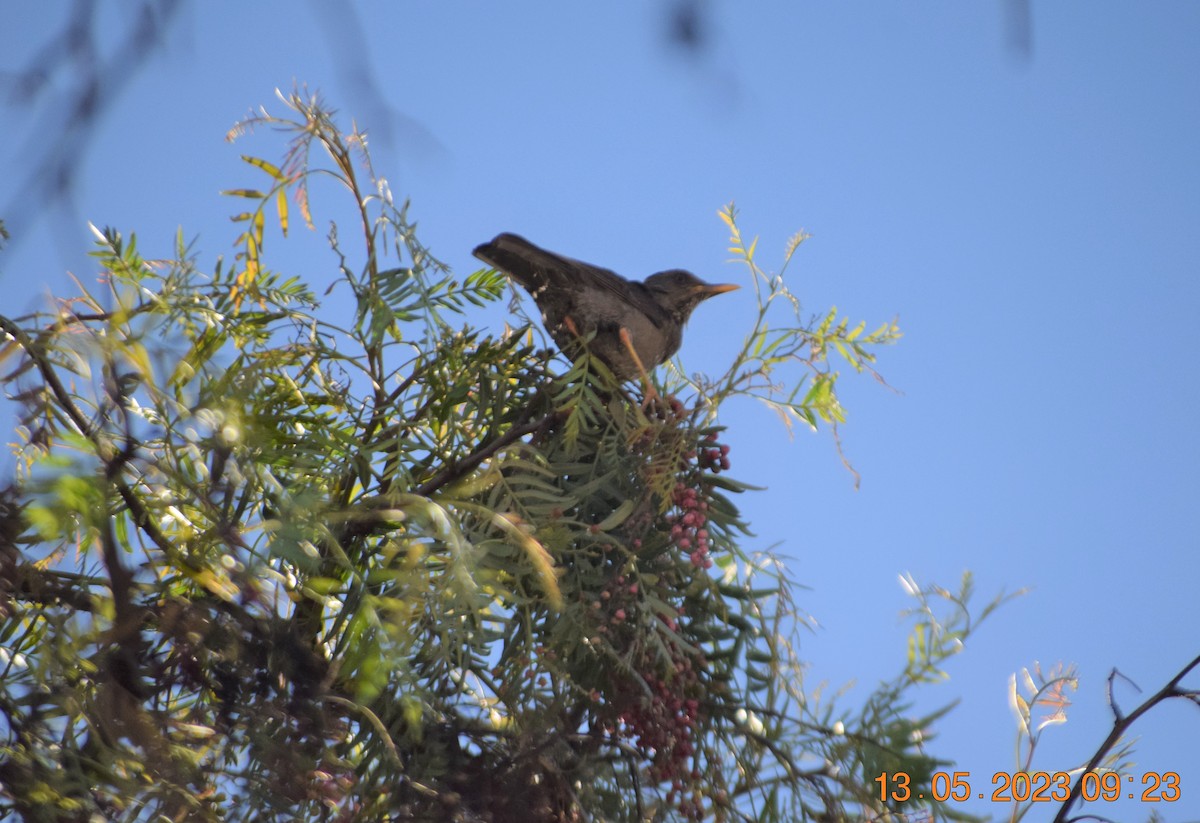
[473,233,737,381]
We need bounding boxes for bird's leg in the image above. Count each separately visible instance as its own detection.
[618,327,660,409]
[564,316,657,408]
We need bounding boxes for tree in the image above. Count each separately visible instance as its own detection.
[8,90,1181,823]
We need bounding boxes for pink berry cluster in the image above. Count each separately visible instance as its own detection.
[695,432,731,473]
[669,483,712,570]
[667,431,731,569]
[589,573,639,634]
[603,654,706,820]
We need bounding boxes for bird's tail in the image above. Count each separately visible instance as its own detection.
[472,233,575,293]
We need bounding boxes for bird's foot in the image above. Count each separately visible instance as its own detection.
[639,383,662,411]
[642,392,687,423]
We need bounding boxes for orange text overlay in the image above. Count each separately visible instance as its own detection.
[874,771,1181,804]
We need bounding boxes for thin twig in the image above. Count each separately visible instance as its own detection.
[1052,653,1200,823]
[415,407,558,499]
[0,313,192,569]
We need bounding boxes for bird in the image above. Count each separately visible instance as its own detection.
[472,233,737,398]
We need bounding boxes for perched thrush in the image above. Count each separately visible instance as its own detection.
[473,233,737,392]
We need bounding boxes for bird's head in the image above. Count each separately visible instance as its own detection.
[644,269,739,321]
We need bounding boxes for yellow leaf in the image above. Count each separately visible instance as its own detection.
[124,342,153,382]
[494,513,563,611]
[276,188,289,237]
[0,339,19,369]
[242,155,286,181]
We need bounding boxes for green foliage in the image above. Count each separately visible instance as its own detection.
[663,205,900,488]
[1,89,1006,822]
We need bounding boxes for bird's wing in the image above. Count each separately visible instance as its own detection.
[473,233,665,320]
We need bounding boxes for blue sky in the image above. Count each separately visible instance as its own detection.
[3,3,1199,819]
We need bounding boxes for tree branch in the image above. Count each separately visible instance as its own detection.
[0,313,197,572]
[415,405,558,499]
[1052,653,1200,823]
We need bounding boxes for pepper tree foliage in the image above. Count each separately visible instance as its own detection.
[0,91,1003,822]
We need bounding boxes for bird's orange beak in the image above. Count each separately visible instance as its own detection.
[697,282,739,296]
